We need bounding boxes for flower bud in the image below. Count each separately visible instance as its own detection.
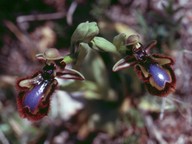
[90,36,117,54]
[71,21,99,44]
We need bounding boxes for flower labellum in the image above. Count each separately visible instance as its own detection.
[149,64,171,89]
[16,63,85,121]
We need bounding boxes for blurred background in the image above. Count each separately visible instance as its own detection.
[0,0,192,143]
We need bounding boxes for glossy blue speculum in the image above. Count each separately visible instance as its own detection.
[149,64,171,88]
[23,80,49,112]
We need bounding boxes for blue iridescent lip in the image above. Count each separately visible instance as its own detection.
[149,64,171,88]
[23,80,50,112]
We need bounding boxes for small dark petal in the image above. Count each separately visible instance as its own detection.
[112,56,136,72]
[56,68,85,80]
[54,59,66,69]
[112,58,130,72]
[145,40,157,54]
[134,65,149,82]
[152,54,174,65]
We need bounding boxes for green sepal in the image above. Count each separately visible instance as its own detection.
[71,21,99,45]
[73,42,91,69]
[90,36,118,54]
[113,33,127,53]
[62,55,75,64]
[113,33,126,49]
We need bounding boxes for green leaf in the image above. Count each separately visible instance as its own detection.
[62,55,75,64]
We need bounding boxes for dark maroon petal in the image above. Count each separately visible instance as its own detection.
[152,54,174,65]
[145,40,157,54]
[56,68,85,80]
[112,56,136,72]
